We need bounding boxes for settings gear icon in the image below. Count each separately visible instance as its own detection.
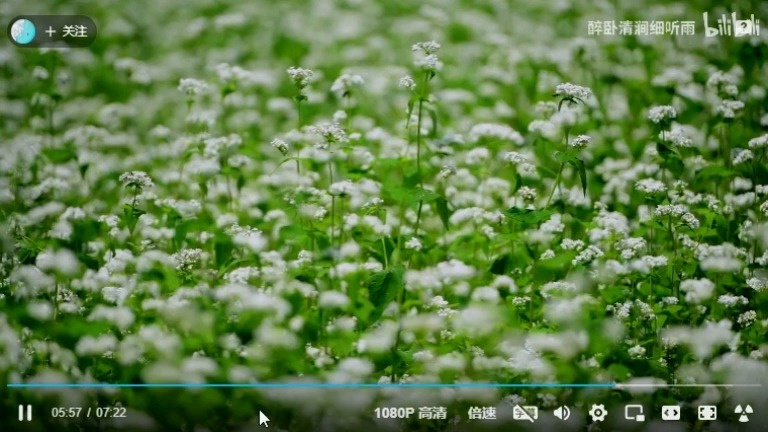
[589,404,608,422]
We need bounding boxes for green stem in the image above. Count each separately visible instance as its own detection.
[381,237,389,269]
[661,130,666,183]
[178,101,193,184]
[413,201,423,239]
[48,105,55,148]
[723,123,731,169]
[295,96,303,175]
[225,177,234,211]
[416,97,424,188]
[330,196,335,252]
[344,95,352,133]
[669,215,676,296]
[752,150,765,273]
[545,164,564,207]
[337,198,345,249]
[53,283,59,320]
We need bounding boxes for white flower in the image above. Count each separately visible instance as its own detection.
[270,138,289,156]
[747,277,767,292]
[329,180,355,197]
[518,186,537,201]
[733,149,753,165]
[178,78,209,96]
[229,224,267,253]
[503,151,529,164]
[438,164,457,179]
[714,99,744,118]
[717,294,748,307]
[654,204,699,229]
[172,248,205,272]
[309,122,348,145]
[572,245,604,266]
[412,41,442,71]
[664,126,693,147]
[641,255,668,268]
[412,41,441,54]
[398,75,416,90]
[119,171,154,189]
[748,133,768,149]
[680,278,715,303]
[737,310,756,327]
[469,123,524,145]
[540,249,555,259]
[628,345,646,359]
[647,105,677,124]
[568,134,591,149]
[286,67,315,89]
[36,248,80,276]
[662,296,678,305]
[554,83,593,100]
[318,291,350,309]
[561,239,585,251]
[415,54,442,72]
[635,178,667,194]
[405,237,423,251]
[617,237,646,259]
[331,73,364,96]
[706,71,739,96]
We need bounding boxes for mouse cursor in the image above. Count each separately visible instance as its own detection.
[259,411,270,427]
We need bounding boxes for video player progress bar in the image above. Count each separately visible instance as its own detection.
[6,383,764,389]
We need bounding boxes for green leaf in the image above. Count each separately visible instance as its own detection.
[656,141,679,161]
[408,187,441,204]
[657,314,668,328]
[435,196,451,230]
[696,165,736,182]
[42,146,77,164]
[607,363,631,380]
[490,254,510,275]
[405,95,417,129]
[504,207,554,226]
[365,265,405,320]
[367,236,395,266]
[121,204,145,232]
[221,82,237,98]
[428,107,438,138]
[554,150,578,164]
[535,165,559,179]
[214,233,234,270]
[173,222,189,251]
[571,158,587,195]
[386,185,410,203]
[182,147,199,161]
[512,172,523,195]
[666,155,684,175]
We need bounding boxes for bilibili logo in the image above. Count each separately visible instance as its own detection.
[703,12,760,37]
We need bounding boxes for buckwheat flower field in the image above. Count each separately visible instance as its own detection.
[1,0,768,431]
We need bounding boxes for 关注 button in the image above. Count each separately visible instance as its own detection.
[8,15,97,48]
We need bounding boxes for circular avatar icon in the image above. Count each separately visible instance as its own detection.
[10,19,36,45]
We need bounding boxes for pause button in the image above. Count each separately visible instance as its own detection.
[18,404,32,421]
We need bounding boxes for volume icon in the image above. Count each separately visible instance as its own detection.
[554,406,571,420]
[18,404,32,421]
